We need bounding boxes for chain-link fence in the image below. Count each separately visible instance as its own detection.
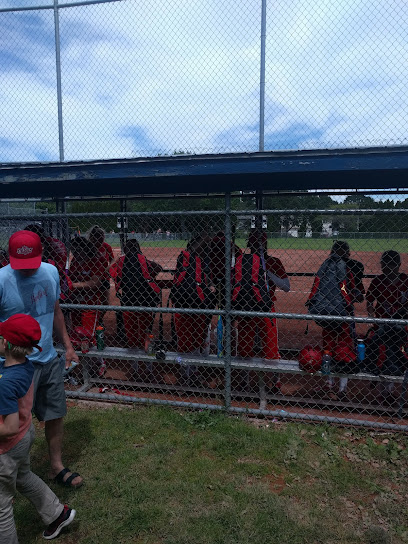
[1,196,408,430]
[1,0,408,162]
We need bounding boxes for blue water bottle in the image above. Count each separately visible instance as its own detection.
[357,339,365,363]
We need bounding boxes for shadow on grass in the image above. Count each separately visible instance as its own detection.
[30,417,94,480]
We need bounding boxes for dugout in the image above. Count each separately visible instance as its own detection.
[2,147,408,431]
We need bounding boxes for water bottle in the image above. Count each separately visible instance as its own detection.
[202,323,211,356]
[95,326,105,351]
[80,339,90,354]
[145,334,154,355]
[357,339,365,362]
[321,350,332,375]
[176,355,186,369]
[63,361,79,377]
[98,359,107,377]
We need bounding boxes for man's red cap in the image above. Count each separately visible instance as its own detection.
[0,313,42,351]
[8,230,42,270]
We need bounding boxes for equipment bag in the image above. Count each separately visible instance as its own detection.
[120,253,161,307]
[231,253,271,312]
[170,251,215,309]
[307,256,354,330]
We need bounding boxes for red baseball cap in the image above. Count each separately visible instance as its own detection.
[0,313,42,351]
[8,230,43,270]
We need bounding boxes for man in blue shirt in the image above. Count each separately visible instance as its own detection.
[0,230,82,488]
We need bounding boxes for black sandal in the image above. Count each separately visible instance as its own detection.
[54,467,83,488]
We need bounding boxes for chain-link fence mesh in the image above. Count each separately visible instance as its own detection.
[1,0,408,161]
[1,196,408,430]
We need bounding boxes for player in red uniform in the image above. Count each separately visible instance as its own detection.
[365,250,408,400]
[110,239,163,347]
[236,230,290,360]
[234,231,290,393]
[24,224,70,300]
[172,235,215,355]
[89,225,114,265]
[307,241,365,399]
[118,239,163,349]
[25,224,67,271]
[68,237,108,333]
[366,251,408,321]
[88,225,115,318]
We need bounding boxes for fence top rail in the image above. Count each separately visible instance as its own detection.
[61,303,408,326]
[0,0,123,12]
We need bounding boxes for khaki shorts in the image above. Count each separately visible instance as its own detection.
[32,356,67,422]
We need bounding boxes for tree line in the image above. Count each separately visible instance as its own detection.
[59,193,407,237]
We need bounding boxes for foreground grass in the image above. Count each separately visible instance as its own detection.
[15,404,408,544]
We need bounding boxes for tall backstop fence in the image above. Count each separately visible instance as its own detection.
[2,199,408,431]
[1,0,408,162]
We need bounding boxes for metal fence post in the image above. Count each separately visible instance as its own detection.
[119,199,127,253]
[224,192,232,410]
[54,0,64,162]
[259,0,267,152]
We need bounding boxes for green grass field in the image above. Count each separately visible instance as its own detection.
[134,238,408,252]
[15,404,408,544]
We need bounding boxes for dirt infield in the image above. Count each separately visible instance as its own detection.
[104,247,402,351]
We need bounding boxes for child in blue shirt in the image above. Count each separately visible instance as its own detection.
[0,313,76,543]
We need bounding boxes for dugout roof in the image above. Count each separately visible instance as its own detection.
[1,147,408,200]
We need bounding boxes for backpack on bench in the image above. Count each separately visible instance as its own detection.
[307,256,354,332]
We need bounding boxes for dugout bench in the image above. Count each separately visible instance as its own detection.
[60,346,408,420]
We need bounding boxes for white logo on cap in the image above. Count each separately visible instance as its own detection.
[16,245,34,256]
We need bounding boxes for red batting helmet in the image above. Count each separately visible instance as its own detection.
[298,344,323,374]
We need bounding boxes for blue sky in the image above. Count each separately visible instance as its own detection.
[0,0,407,163]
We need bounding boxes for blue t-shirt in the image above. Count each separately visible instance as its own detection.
[0,263,61,364]
[0,359,34,416]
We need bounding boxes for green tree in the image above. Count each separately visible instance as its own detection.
[263,194,334,236]
[67,200,120,233]
[343,194,376,207]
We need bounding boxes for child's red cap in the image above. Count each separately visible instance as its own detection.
[0,314,42,351]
